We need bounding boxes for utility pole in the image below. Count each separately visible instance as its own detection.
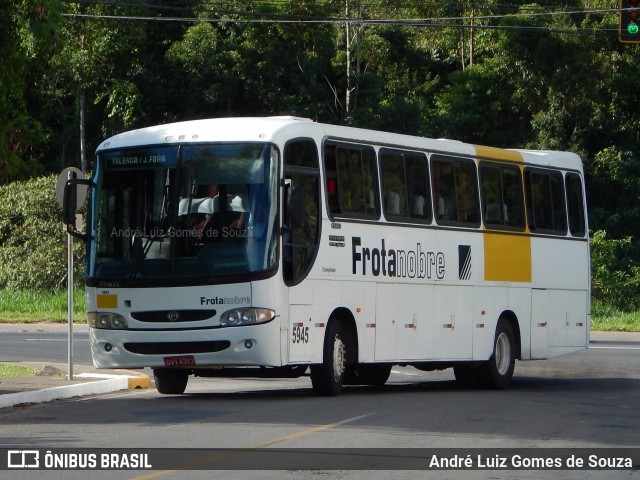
[79,88,86,172]
[470,3,475,67]
[345,0,351,119]
[345,0,361,122]
[354,2,361,115]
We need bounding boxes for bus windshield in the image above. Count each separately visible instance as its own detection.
[89,143,279,285]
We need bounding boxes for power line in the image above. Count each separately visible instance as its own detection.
[59,0,619,22]
[59,11,620,37]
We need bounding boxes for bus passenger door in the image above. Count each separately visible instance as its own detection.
[282,139,321,364]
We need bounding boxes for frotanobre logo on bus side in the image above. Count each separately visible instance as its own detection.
[351,237,445,279]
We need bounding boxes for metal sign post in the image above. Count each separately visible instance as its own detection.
[56,167,87,381]
[67,223,74,380]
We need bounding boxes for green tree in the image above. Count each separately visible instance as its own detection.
[165,21,244,117]
[349,26,440,134]
[166,1,338,120]
[0,1,58,182]
[31,1,152,172]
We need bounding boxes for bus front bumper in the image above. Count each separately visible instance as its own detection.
[89,323,282,369]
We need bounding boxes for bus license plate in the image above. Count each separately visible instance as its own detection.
[163,355,196,367]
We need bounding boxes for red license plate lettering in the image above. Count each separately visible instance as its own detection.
[163,355,196,367]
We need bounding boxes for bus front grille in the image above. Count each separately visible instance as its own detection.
[131,310,217,322]
[123,341,230,355]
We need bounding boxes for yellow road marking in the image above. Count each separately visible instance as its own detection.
[130,412,375,479]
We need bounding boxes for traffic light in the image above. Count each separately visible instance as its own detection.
[620,0,640,43]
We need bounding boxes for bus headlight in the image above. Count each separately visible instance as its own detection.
[241,310,253,324]
[226,311,240,325]
[220,308,275,327]
[88,312,128,330]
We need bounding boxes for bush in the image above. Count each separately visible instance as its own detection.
[590,230,640,311]
[0,175,85,290]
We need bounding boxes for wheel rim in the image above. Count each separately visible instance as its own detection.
[495,332,512,376]
[332,334,346,381]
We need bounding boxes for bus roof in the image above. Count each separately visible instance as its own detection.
[96,116,583,170]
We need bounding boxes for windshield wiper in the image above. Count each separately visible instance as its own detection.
[128,232,169,280]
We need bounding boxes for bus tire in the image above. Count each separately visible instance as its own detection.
[479,318,516,389]
[310,321,349,396]
[352,364,391,386]
[153,368,189,394]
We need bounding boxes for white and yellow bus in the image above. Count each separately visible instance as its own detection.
[67,116,590,395]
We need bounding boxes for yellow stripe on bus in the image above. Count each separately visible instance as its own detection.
[483,233,531,282]
[474,145,531,283]
[474,145,524,163]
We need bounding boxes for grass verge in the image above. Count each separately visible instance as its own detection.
[591,300,640,332]
[0,289,86,323]
[0,363,37,379]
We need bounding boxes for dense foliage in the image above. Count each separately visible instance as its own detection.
[2,1,640,305]
[0,175,85,290]
[590,230,640,310]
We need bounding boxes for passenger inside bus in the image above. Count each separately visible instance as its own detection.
[176,184,248,255]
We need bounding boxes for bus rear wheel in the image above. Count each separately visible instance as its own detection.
[153,368,189,394]
[479,319,516,389]
[310,321,350,396]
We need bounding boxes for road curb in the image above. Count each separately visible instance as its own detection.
[77,370,152,390]
[0,370,151,409]
[0,377,126,409]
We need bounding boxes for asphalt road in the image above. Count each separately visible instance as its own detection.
[0,326,638,480]
[0,328,92,365]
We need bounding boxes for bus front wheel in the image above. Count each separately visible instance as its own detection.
[310,321,349,396]
[153,368,189,394]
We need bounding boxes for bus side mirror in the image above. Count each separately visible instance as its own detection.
[63,180,78,226]
[62,178,95,241]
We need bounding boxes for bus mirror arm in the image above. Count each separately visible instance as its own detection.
[63,178,95,242]
[67,227,89,241]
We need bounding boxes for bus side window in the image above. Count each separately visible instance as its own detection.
[432,160,455,221]
[456,161,479,224]
[324,142,379,219]
[566,173,586,237]
[381,151,406,216]
[323,146,340,215]
[525,169,567,234]
[480,162,524,230]
[380,149,432,223]
[431,155,480,227]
